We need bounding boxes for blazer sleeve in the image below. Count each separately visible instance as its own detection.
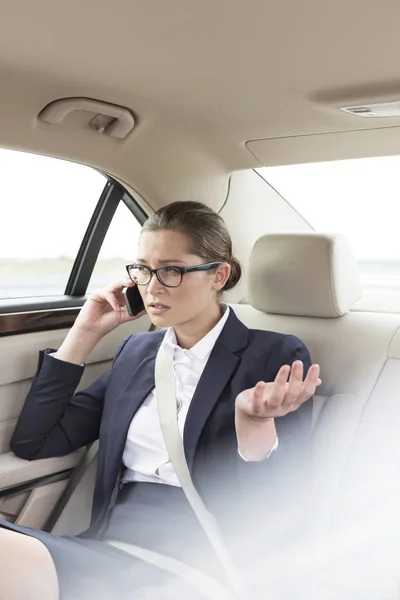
[10,335,132,461]
[236,334,313,485]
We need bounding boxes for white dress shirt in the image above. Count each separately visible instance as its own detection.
[122,306,278,487]
[51,306,278,486]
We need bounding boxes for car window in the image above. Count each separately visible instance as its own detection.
[258,156,400,291]
[0,149,106,299]
[88,200,142,292]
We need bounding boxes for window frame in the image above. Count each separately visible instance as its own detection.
[0,174,147,335]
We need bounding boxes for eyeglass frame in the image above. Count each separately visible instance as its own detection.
[125,261,222,288]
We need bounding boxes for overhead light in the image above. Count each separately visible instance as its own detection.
[340,100,400,118]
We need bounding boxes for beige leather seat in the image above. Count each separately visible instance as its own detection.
[231,232,400,598]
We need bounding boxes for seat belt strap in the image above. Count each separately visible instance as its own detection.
[154,346,246,598]
[106,539,236,600]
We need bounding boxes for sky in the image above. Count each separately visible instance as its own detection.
[0,149,141,260]
[1,148,400,262]
[260,155,400,262]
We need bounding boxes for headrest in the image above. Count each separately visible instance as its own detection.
[248,233,362,318]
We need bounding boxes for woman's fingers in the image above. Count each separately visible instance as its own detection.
[97,278,135,311]
[241,362,322,418]
[251,381,266,415]
[99,279,132,302]
[104,291,121,312]
[119,307,142,323]
[271,362,322,412]
[108,277,134,293]
[284,363,321,408]
[281,361,305,408]
[298,364,321,403]
[266,365,290,408]
[117,295,127,308]
[91,278,133,305]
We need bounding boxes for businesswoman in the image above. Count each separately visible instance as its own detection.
[0,201,320,599]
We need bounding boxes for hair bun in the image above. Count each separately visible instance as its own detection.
[224,256,242,291]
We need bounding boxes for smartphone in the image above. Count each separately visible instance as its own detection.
[122,285,145,317]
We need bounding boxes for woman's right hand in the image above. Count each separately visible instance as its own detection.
[73,278,146,340]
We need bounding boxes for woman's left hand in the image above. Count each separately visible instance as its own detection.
[235,360,321,420]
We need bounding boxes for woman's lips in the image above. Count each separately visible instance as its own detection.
[147,303,170,315]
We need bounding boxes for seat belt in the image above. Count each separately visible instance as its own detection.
[107,539,236,600]
[153,346,247,597]
[107,346,247,599]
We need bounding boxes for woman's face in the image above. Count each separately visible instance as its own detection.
[135,230,230,329]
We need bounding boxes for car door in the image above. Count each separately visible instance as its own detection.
[0,148,151,530]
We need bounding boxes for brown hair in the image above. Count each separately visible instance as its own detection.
[141,201,241,292]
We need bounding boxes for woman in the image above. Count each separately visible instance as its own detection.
[0,201,320,599]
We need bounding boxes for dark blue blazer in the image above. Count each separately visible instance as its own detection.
[11,309,312,538]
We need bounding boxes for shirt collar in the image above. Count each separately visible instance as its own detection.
[162,305,230,361]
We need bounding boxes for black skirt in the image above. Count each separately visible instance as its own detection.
[0,482,224,599]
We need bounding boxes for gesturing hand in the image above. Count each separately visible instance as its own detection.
[235,361,321,420]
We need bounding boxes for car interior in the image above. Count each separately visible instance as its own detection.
[1,0,400,597]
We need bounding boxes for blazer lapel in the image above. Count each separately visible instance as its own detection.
[104,312,249,477]
[105,350,159,474]
[183,310,249,470]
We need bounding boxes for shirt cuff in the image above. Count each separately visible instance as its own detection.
[238,436,279,462]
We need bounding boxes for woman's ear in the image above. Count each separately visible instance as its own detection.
[212,263,230,291]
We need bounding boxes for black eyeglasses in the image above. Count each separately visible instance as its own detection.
[126,262,222,288]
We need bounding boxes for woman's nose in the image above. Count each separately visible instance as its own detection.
[146,272,165,294]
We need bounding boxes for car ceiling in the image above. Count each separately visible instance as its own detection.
[1,0,400,211]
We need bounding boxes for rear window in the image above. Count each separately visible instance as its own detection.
[258,156,400,291]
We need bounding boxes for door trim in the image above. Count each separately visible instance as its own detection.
[0,305,81,336]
